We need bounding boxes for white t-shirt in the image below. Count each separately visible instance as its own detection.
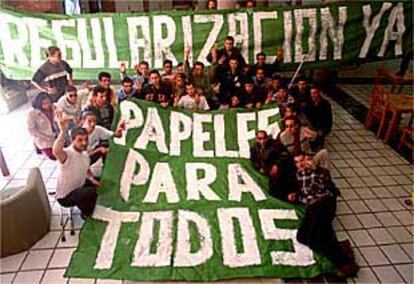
[87,126,113,152]
[177,95,210,111]
[56,145,90,199]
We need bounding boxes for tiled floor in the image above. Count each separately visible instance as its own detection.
[0,93,413,283]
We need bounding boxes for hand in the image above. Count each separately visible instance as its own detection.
[184,47,190,61]
[211,43,218,62]
[90,177,101,188]
[120,63,126,73]
[212,82,221,94]
[135,80,143,90]
[117,120,126,131]
[218,55,226,65]
[46,87,58,95]
[269,165,278,177]
[67,79,73,86]
[160,102,169,108]
[99,146,109,154]
[276,47,284,61]
[83,81,93,91]
[55,109,69,130]
[259,168,265,174]
[287,193,297,202]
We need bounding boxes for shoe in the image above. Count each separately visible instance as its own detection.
[339,240,355,260]
[336,263,359,278]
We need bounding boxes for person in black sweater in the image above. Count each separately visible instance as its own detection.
[303,86,333,149]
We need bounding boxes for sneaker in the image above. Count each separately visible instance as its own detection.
[336,263,359,278]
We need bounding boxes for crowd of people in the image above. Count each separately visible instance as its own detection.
[26,32,358,279]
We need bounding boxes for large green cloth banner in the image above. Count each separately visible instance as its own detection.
[66,99,335,281]
[0,2,412,80]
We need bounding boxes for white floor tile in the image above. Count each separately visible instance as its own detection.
[32,231,61,249]
[68,277,95,283]
[387,226,413,243]
[395,264,413,283]
[348,230,375,247]
[353,267,378,283]
[374,212,401,227]
[13,270,44,283]
[380,244,411,264]
[21,249,53,271]
[0,251,28,273]
[0,272,15,283]
[356,213,382,228]
[368,228,396,245]
[41,268,68,284]
[372,266,403,283]
[359,247,390,266]
[48,248,75,268]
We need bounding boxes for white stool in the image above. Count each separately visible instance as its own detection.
[58,204,75,242]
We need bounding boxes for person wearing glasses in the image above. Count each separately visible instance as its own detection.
[56,85,81,131]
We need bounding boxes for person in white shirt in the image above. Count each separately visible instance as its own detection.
[53,110,100,218]
[175,82,210,111]
[56,85,81,129]
[81,111,125,164]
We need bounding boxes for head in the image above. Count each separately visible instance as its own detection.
[278,87,288,100]
[310,87,321,104]
[229,57,238,72]
[256,52,266,66]
[138,61,149,76]
[93,85,107,107]
[46,46,61,63]
[81,112,97,133]
[163,59,173,75]
[149,70,161,86]
[230,95,240,107]
[193,61,205,77]
[32,93,52,111]
[207,0,217,10]
[244,79,254,93]
[284,116,300,135]
[98,72,111,89]
[185,82,195,97]
[294,152,307,172]
[246,0,255,8]
[256,130,268,147]
[297,78,307,93]
[65,85,78,104]
[224,36,235,52]
[284,103,297,118]
[176,62,184,74]
[271,74,282,89]
[174,73,186,87]
[256,68,266,81]
[304,153,315,169]
[71,127,89,152]
[122,77,134,94]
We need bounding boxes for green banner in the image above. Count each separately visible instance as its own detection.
[66,99,335,282]
[0,1,412,80]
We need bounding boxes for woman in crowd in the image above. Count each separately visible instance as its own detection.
[27,93,58,160]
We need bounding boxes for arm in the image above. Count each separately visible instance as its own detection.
[52,110,69,164]
[87,169,101,187]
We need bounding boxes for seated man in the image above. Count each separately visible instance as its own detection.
[289,77,311,112]
[175,82,210,111]
[277,116,331,171]
[82,112,126,164]
[303,86,333,149]
[53,110,100,218]
[117,77,138,102]
[289,152,358,279]
[140,70,172,107]
[240,78,266,109]
[56,85,81,130]
[250,130,274,174]
[82,86,114,130]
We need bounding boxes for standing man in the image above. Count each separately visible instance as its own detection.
[32,46,73,102]
[53,110,100,218]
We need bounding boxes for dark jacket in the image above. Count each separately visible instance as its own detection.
[207,47,246,67]
[304,97,333,137]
